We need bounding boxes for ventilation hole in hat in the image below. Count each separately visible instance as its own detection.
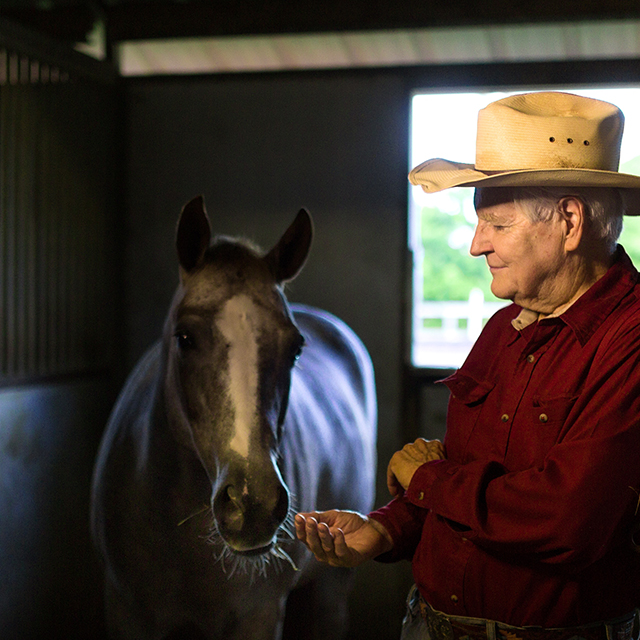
[584,140,590,146]
[567,138,574,144]
[549,137,555,142]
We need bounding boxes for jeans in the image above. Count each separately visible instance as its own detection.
[400,585,430,640]
[399,585,639,640]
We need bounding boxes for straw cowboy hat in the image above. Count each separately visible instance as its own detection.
[409,91,640,213]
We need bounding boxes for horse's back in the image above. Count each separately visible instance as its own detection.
[285,304,377,514]
[293,304,376,423]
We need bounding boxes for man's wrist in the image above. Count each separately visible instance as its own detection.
[366,516,394,555]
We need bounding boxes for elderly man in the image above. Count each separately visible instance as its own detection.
[295,92,640,640]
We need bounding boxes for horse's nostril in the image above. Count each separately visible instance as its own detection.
[214,486,245,533]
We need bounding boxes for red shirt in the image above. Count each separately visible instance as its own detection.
[371,247,640,627]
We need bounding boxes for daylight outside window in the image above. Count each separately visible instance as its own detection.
[410,87,640,369]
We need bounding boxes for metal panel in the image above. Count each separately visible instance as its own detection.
[0,23,118,384]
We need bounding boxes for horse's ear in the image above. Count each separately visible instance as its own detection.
[176,195,211,273]
[265,209,313,283]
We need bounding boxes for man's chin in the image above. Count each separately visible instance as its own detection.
[489,284,514,301]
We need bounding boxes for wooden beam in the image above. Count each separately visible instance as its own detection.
[2,0,640,43]
[104,0,640,41]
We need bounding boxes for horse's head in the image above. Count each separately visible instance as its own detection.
[163,196,312,561]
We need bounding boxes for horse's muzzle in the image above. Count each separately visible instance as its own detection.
[213,479,289,552]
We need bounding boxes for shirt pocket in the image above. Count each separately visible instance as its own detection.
[440,371,495,461]
[529,394,579,462]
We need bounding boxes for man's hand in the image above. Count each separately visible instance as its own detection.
[387,438,445,497]
[295,510,393,567]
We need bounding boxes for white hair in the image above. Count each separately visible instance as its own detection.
[475,186,624,252]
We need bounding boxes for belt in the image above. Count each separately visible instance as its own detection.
[416,596,638,640]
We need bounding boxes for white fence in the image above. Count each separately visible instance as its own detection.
[413,288,508,368]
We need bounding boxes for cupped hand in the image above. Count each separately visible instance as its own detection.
[387,438,445,497]
[295,509,393,568]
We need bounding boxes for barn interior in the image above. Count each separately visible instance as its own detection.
[1,1,640,638]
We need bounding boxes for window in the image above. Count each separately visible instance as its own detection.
[409,86,640,369]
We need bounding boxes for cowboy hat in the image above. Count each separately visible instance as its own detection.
[409,91,640,213]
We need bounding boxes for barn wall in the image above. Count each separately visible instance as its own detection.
[123,70,414,638]
[0,379,113,639]
[0,21,120,640]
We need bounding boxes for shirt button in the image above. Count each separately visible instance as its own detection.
[539,413,549,423]
[527,354,535,363]
[451,595,459,603]
[418,491,425,500]
[501,414,509,422]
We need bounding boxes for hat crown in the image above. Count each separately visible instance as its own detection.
[475,92,624,172]
[408,90,640,208]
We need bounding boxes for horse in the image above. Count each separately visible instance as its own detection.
[90,196,377,640]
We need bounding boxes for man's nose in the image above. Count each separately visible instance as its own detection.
[469,224,489,257]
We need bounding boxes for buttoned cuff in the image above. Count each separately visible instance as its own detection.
[405,459,459,508]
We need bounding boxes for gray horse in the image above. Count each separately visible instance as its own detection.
[91,196,377,640]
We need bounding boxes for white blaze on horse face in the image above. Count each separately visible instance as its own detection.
[216,294,261,459]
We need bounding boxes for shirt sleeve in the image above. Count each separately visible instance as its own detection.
[404,319,640,570]
[368,495,427,562]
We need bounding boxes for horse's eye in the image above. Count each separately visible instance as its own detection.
[292,337,305,363]
[174,330,195,351]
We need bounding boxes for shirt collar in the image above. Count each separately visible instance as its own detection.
[511,309,539,331]
[510,245,638,345]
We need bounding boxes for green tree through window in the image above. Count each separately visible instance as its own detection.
[420,189,494,302]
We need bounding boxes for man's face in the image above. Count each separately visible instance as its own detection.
[470,198,567,312]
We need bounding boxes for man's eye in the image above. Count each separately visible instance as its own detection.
[174,330,195,350]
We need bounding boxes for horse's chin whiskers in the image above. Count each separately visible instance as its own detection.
[283,489,299,537]
[177,503,212,528]
[216,545,271,582]
[211,542,294,583]
[203,504,299,581]
[278,501,297,541]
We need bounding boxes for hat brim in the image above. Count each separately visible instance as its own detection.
[409,158,640,215]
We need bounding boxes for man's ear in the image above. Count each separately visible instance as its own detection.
[558,196,585,253]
